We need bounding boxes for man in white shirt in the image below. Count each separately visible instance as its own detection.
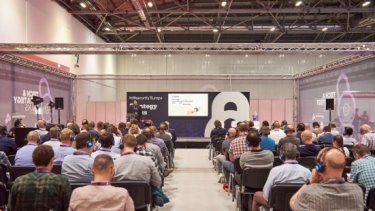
[91,132,120,160]
[269,121,286,144]
[360,124,375,150]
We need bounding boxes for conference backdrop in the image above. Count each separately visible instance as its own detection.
[127,92,250,137]
[299,58,375,133]
[0,60,73,128]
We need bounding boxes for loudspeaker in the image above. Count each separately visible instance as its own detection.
[55,97,64,110]
[326,99,334,110]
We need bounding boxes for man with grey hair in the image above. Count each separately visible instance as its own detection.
[69,154,134,211]
[360,124,375,150]
[252,143,311,211]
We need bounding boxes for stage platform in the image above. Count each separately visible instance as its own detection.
[175,137,210,149]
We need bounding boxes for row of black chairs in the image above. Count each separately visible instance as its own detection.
[0,165,152,211]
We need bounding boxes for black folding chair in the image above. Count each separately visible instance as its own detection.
[367,186,375,210]
[297,156,316,169]
[7,155,15,165]
[273,157,283,167]
[112,181,152,211]
[345,157,354,166]
[268,183,303,211]
[9,165,62,182]
[235,167,272,211]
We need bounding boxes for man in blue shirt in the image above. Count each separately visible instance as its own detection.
[260,126,276,151]
[210,120,227,140]
[0,126,17,156]
[62,132,94,182]
[54,128,76,164]
[318,126,334,144]
[252,143,311,211]
[15,131,39,165]
[298,130,321,157]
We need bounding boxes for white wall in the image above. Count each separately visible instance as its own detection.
[0,0,117,123]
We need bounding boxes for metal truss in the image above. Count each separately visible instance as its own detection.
[294,54,375,79]
[0,43,374,55]
[0,54,76,79]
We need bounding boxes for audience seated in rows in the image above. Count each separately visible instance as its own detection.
[269,121,286,144]
[69,154,134,211]
[298,130,321,157]
[332,135,350,157]
[239,131,274,169]
[295,123,305,143]
[154,124,172,152]
[136,134,158,167]
[164,121,177,145]
[210,120,227,140]
[54,128,76,163]
[329,122,340,136]
[9,145,71,210]
[360,124,375,150]
[351,144,375,203]
[91,132,120,160]
[107,125,122,154]
[290,147,364,210]
[0,126,17,156]
[259,126,276,151]
[15,131,39,165]
[113,134,162,188]
[143,128,165,167]
[277,125,300,151]
[318,126,334,144]
[252,143,311,211]
[214,127,237,176]
[62,133,94,182]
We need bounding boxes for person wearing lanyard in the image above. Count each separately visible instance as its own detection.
[251,143,311,211]
[290,147,365,211]
[15,131,39,166]
[62,132,94,183]
[91,132,120,160]
[9,145,70,211]
[350,144,375,203]
[54,128,76,164]
[69,154,134,211]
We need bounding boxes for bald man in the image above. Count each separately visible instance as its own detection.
[360,124,375,150]
[290,148,364,210]
[297,130,321,157]
[15,131,39,165]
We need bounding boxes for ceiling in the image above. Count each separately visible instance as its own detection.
[55,0,375,43]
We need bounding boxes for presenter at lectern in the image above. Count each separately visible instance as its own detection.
[130,100,142,122]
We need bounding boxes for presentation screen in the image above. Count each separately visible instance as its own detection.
[168,93,208,117]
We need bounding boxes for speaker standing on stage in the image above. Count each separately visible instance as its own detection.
[131,100,142,122]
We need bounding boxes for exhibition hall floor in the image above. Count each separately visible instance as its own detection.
[160,149,234,211]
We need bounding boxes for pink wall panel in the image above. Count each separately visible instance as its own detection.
[285,99,294,125]
[120,101,127,123]
[105,102,116,124]
[250,99,259,119]
[271,99,285,122]
[258,100,272,122]
[86,103,96,123]
[95,103,106,123]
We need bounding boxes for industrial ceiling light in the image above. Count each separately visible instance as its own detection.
[362,1,371,7]
[221,1,227,7]
[147,1,153,8]
[157,28,162,33]
[295,1,303,6]
[321,27,328,32]
[80,2,87,8]
[270,27,276,32]
[103,27,110,31]
[213,28,219,33]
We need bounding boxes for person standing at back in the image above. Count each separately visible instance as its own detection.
[69,154,134,211]
[9,145,71,211]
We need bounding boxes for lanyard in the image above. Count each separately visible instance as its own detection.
[323,178,345,184]
[99,148,111,152]
[122,152,135,156]
[34,168,50,173]
[60,144,71,147]
[73,151,90,156]
[91,181,111,186]
[284,160,299,164]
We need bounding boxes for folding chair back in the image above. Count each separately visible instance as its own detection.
[297,156,316,169]
[112,181,152,211]
[367,186,375,209]
[268,183,303,211]
[241,167,272,190]
[7,155,15,165]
